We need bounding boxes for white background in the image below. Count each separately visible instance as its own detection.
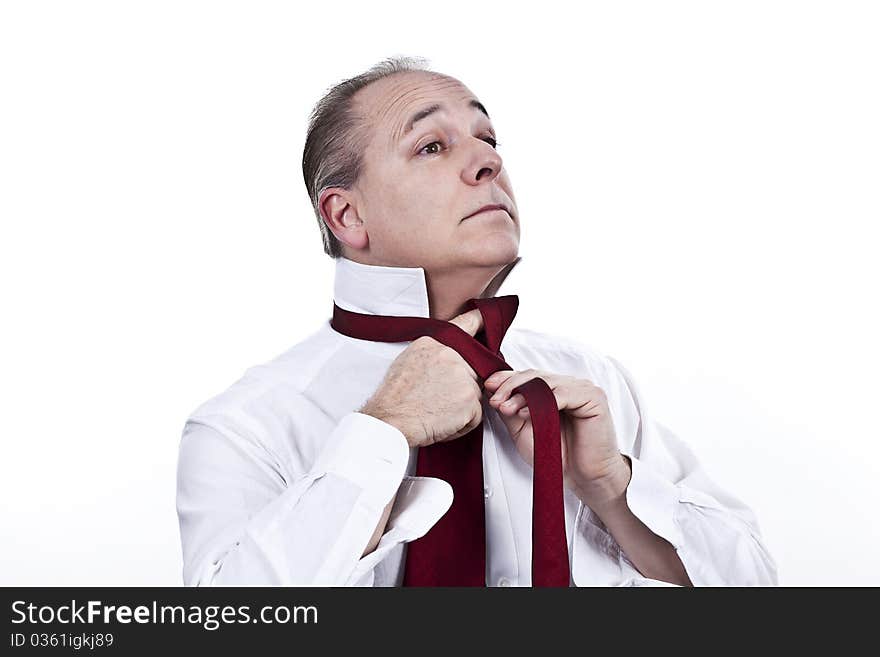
[2,1,877,586]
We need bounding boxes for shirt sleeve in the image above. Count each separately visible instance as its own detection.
[176,411,452,586]
[573,355,779,587]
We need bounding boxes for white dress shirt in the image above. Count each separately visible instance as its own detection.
[176,256,778,587]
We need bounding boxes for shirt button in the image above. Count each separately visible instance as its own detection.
[498,577,512,587]
[483,486,493,499]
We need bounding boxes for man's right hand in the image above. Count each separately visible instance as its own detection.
[358,307,487,448]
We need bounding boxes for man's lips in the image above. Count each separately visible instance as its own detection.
[462,204,512,221]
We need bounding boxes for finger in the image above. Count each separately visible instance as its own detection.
[483,369,515,392]
[448,308,484,337]
[553,381,607,417]
[498,393,526,415]
[490,369,559,405]
[489,370,536,404]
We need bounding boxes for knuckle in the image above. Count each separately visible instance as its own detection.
[413,336,435,351]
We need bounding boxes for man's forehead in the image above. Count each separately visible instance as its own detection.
[356,72,484,145]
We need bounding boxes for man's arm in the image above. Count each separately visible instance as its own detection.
[588,356,779,586]
[363,493,397,557]
[486,351,778,586]
[177,411,426,585]
[582,456,692,586]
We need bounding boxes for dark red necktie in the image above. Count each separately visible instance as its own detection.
[330,294,570,587]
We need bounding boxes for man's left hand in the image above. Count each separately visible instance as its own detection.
[483,369,632,508]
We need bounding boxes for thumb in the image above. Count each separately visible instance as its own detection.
[448,307,484,337]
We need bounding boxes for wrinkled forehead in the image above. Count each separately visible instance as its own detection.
[354,71,480,151]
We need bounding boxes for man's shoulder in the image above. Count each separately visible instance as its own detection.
[183,322,339,427]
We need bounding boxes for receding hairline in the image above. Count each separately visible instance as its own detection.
[351,70,491,149]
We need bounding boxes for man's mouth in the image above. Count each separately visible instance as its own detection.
[462,203,512,221]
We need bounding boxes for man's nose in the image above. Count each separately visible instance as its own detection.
[461,138,503,185]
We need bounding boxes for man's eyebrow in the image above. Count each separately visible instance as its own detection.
[400,99,491,138]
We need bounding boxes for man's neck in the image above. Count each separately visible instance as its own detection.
[425,261,517,321]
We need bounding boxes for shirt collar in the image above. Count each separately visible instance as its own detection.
[333,256,522,318]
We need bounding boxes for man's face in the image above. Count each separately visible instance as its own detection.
[349,71,520,272]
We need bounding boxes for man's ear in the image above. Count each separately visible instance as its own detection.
[318,187,369,250]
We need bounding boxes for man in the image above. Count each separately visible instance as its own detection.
[175,56,778,586]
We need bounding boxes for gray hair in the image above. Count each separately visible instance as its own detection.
[302,55,437,258]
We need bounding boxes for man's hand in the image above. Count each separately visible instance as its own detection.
[359,308,487,448]
[483,369,632,509]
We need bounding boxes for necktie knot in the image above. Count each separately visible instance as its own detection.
[464,295,519,356]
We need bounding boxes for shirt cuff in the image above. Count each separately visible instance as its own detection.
[388,476,454,539]
[311,411,411,513]
[622,453,684,551]
[346,475,454,584]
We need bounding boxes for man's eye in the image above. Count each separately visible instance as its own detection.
[417,136,500,156]
[419,141,443,155]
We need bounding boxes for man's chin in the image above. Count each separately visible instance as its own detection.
[458,237,519,266]
[447,242,520,290]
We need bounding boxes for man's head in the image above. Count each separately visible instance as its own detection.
[302,56,520,277]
